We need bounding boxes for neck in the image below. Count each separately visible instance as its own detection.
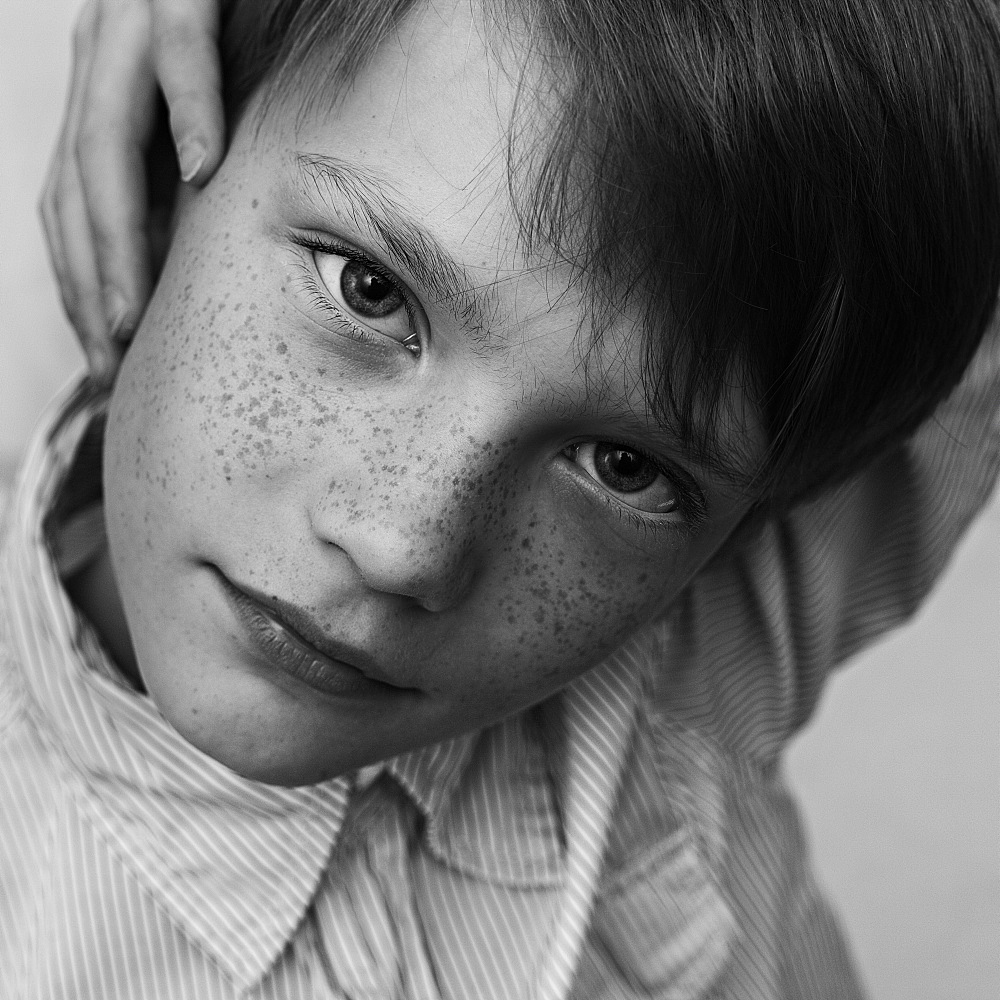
[65,545,145,693]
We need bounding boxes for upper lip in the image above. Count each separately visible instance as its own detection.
[218,570,404,687]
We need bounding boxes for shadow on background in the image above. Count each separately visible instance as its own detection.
[787,495,999,999]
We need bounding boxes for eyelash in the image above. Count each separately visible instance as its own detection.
[290,233,421,347]
[564,441,708,538]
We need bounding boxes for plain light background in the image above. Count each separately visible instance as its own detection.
[1,4,997,997]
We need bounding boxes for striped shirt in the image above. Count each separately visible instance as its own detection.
[0,316,997,1000]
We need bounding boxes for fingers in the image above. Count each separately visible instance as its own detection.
[38,0,226,384]
[152,0,224,186]
[77,0,159,350]
[39,0,118,381]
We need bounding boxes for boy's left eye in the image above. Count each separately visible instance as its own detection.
[562,441,679,514]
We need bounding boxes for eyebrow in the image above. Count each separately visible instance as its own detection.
[294,152,501,338]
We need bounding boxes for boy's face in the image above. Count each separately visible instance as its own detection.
[104,0,758,785]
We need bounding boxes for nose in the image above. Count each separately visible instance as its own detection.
[308,425,512,613]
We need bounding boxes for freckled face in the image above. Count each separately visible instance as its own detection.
[104,1,756,785]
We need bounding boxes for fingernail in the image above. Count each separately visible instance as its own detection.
[177,137,207,183]
[103,287,133,341]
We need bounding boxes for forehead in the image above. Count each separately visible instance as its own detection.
[274,0,524,214]
[260,3,603,355]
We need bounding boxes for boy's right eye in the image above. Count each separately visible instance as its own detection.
[317,254,406,322]
[295,234,424,353]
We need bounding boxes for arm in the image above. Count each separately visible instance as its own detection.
[663,303,1000,757]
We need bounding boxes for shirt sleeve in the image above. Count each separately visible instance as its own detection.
[658,302,1000,761]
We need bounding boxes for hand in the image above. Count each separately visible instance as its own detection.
[39,0,224,384]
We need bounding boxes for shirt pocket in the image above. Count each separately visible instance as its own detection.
[582,824,735,999]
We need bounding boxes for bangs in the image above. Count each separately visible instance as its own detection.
[222,0,422,121]
[510,0,1000,504]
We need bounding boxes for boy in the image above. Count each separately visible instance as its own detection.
[4,1,999,997]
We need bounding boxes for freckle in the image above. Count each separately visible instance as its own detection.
[252,198,259,209]
[277,342,288,355]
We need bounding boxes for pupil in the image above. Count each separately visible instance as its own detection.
[340,261,404,318]
[594,444,659,493]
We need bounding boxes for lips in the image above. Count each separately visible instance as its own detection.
[216,570,408,699]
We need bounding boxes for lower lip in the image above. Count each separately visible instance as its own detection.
[219,577,400,700]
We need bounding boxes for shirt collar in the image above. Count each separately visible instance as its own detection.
[3,375,652,990]
[388,703,568,888]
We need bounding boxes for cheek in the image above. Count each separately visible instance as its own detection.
[108,226,317,515]
[467,494,745,708]
[460,519,673,705]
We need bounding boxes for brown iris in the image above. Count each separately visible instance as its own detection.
[592,444,659,493]
[340,261,405,318]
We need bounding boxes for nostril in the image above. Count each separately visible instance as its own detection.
[371,536,479,613]
[411,572,472,614]
[310,505,481,613]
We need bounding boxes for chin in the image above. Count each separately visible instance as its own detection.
[226,756,349,788]
[201,727,356,787]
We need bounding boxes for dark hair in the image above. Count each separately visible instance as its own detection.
[220,0,1000,507]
